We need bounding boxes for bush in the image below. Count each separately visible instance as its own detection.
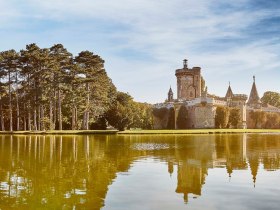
[167,108,175,129]
[228,108,241,128]
[152,107,169,119]
[176,106,188,129]
[215,106,229,128]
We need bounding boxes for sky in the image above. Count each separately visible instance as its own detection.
[0,0,279,103]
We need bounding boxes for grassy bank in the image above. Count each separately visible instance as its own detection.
[1,129,280,135]
[0,130,118,135]
[118,129,280,135]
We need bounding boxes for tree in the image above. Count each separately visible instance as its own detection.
[105,92,134,131]
[0,62,5,131]
[215,106,229,128]
[75,51,115,130]
[176,106,188,129]
[228,108,241,128]
[167,108,175,129]
[129,102,151,129]
[0,50,19,131]
[20,44,51,131]
[152,107,169,119]
[49,44,73,130]
[105,92,153,131]
[250,110,265,128]
[0,43,151,131]
[264,113,280,129]
[261,91,280,108]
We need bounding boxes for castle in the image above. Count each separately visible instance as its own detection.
[153,59,280,129]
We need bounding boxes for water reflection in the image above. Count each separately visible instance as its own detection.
[0,134,280,209]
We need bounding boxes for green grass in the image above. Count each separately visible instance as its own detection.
[118,129,280,135]
[0,129,280,135]
[0,130,118,135]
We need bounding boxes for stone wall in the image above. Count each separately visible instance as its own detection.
[153,103,216,129]
[152,101,280,129]
[153,112,169,129]
[193,105,216,128]
[176,67,201,100]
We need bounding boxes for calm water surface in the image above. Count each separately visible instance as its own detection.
[0,134,280,210]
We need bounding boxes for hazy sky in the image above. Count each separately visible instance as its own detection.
[1,0,279,103]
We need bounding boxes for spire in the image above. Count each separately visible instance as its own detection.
[168,86,174,102]
[168,161,174,177]
[249,156,259,188]
[225,82,234,98]
[168,86,173,93]
[247,76,261,106]
[183,59,188,69]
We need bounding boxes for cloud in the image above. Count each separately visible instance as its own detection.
[0,0,279,103]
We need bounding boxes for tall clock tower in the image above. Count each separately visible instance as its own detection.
[175,59,202,100]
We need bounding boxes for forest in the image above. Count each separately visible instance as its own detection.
[0,44,152,131]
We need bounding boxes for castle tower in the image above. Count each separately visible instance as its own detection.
[249,155,259,188]
[176,59,202,100]
[168,86,174,102]
[247,76,261,108]
[225,82,234,106]
[225,82,234,98]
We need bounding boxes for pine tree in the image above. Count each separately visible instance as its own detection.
[0,50,19,131]
[49,44,73,130]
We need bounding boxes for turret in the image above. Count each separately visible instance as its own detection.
[175,59,202,100]
[168,86,174,102]
[247,76,261,108]
[225,82,234,98]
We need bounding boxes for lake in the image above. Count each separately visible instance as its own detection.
[0,134,280,210]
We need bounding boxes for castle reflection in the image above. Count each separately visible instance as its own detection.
[0,134,280,209]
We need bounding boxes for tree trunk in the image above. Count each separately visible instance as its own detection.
[82,112,87,130]
[53,90,57,129]
[27,74,31,131]
[86,112,89,130]
[0,97,5,131]
[16,72,20,131]
[38,105,41,131]
[71,83,75,130]
[41,106,45,130]
[72,106,76,130]
[82,110,89,130]
[49,99,53,130]
[83,82,90,130]
[34,106,37,131]
[75,107,78,130]
[23,104,26,131]
[58,87,62,130]
[8,71,13,131]
[28,108,31,131]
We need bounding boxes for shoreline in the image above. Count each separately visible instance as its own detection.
[0,129,280,135]
[118,129,280,135]
[0,130,118,135]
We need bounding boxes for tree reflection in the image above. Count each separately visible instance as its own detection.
[0,134,280,208]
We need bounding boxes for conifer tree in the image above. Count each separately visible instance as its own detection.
[0,50,19,131]
[49,44,73,130]
[0,43,150,131]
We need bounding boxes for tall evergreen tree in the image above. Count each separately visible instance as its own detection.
[0,50,19,131]
[49,44,73,130]
[0,43,150,131]
[75,51,115,130]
